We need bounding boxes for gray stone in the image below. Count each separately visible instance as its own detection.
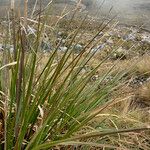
[74,44,83,53]
[91,43,105,52]
[41,41,51,51]
[56,38,66,45]
[90,75,99,81]
[59,46,68,51]
[57,31,68,39]
[62,39,66,44]
[106,39,114,45]
[58,32,63,36]
[0,44,3,51]
[123,33,136,41]
[141,33,150,43]
[129,75,150,88]
[0,44,14,52]
[112,47,127,60]
[98,31,104,36]
[10,46,14,53]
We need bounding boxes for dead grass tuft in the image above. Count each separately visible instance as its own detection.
[133,81,150,108]
[136,54,150,76]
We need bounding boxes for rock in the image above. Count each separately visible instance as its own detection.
[74,44,83,53]
[141,33,150,43]
[147,77,150,82]
[135,35,142,41]
[0,44,14,52]
[91,44,105,52]
[56,38,61,45]
[56,38,66,45]
[130,27,138,34]
[123,33,136,41]
[90,75,99,82]
[62,39,66,44]
[106,39,114,45]
[108,31,114,36]
[41,41,51,51]
[112,47,127,60]
[129,75,150,88]
[10,46,14,53]
[58,32,63,36]
[59,46,68,51]
[57,31,68,39]
[98,31,104,36]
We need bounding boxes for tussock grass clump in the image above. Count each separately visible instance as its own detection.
[133,81,150,108]
[136,54,150,76]
[0,1,149,149]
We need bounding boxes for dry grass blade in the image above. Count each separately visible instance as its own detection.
[0,62,17,70]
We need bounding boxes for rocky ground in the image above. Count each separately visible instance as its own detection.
[0,0,150,110]
[47,21,150,110]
